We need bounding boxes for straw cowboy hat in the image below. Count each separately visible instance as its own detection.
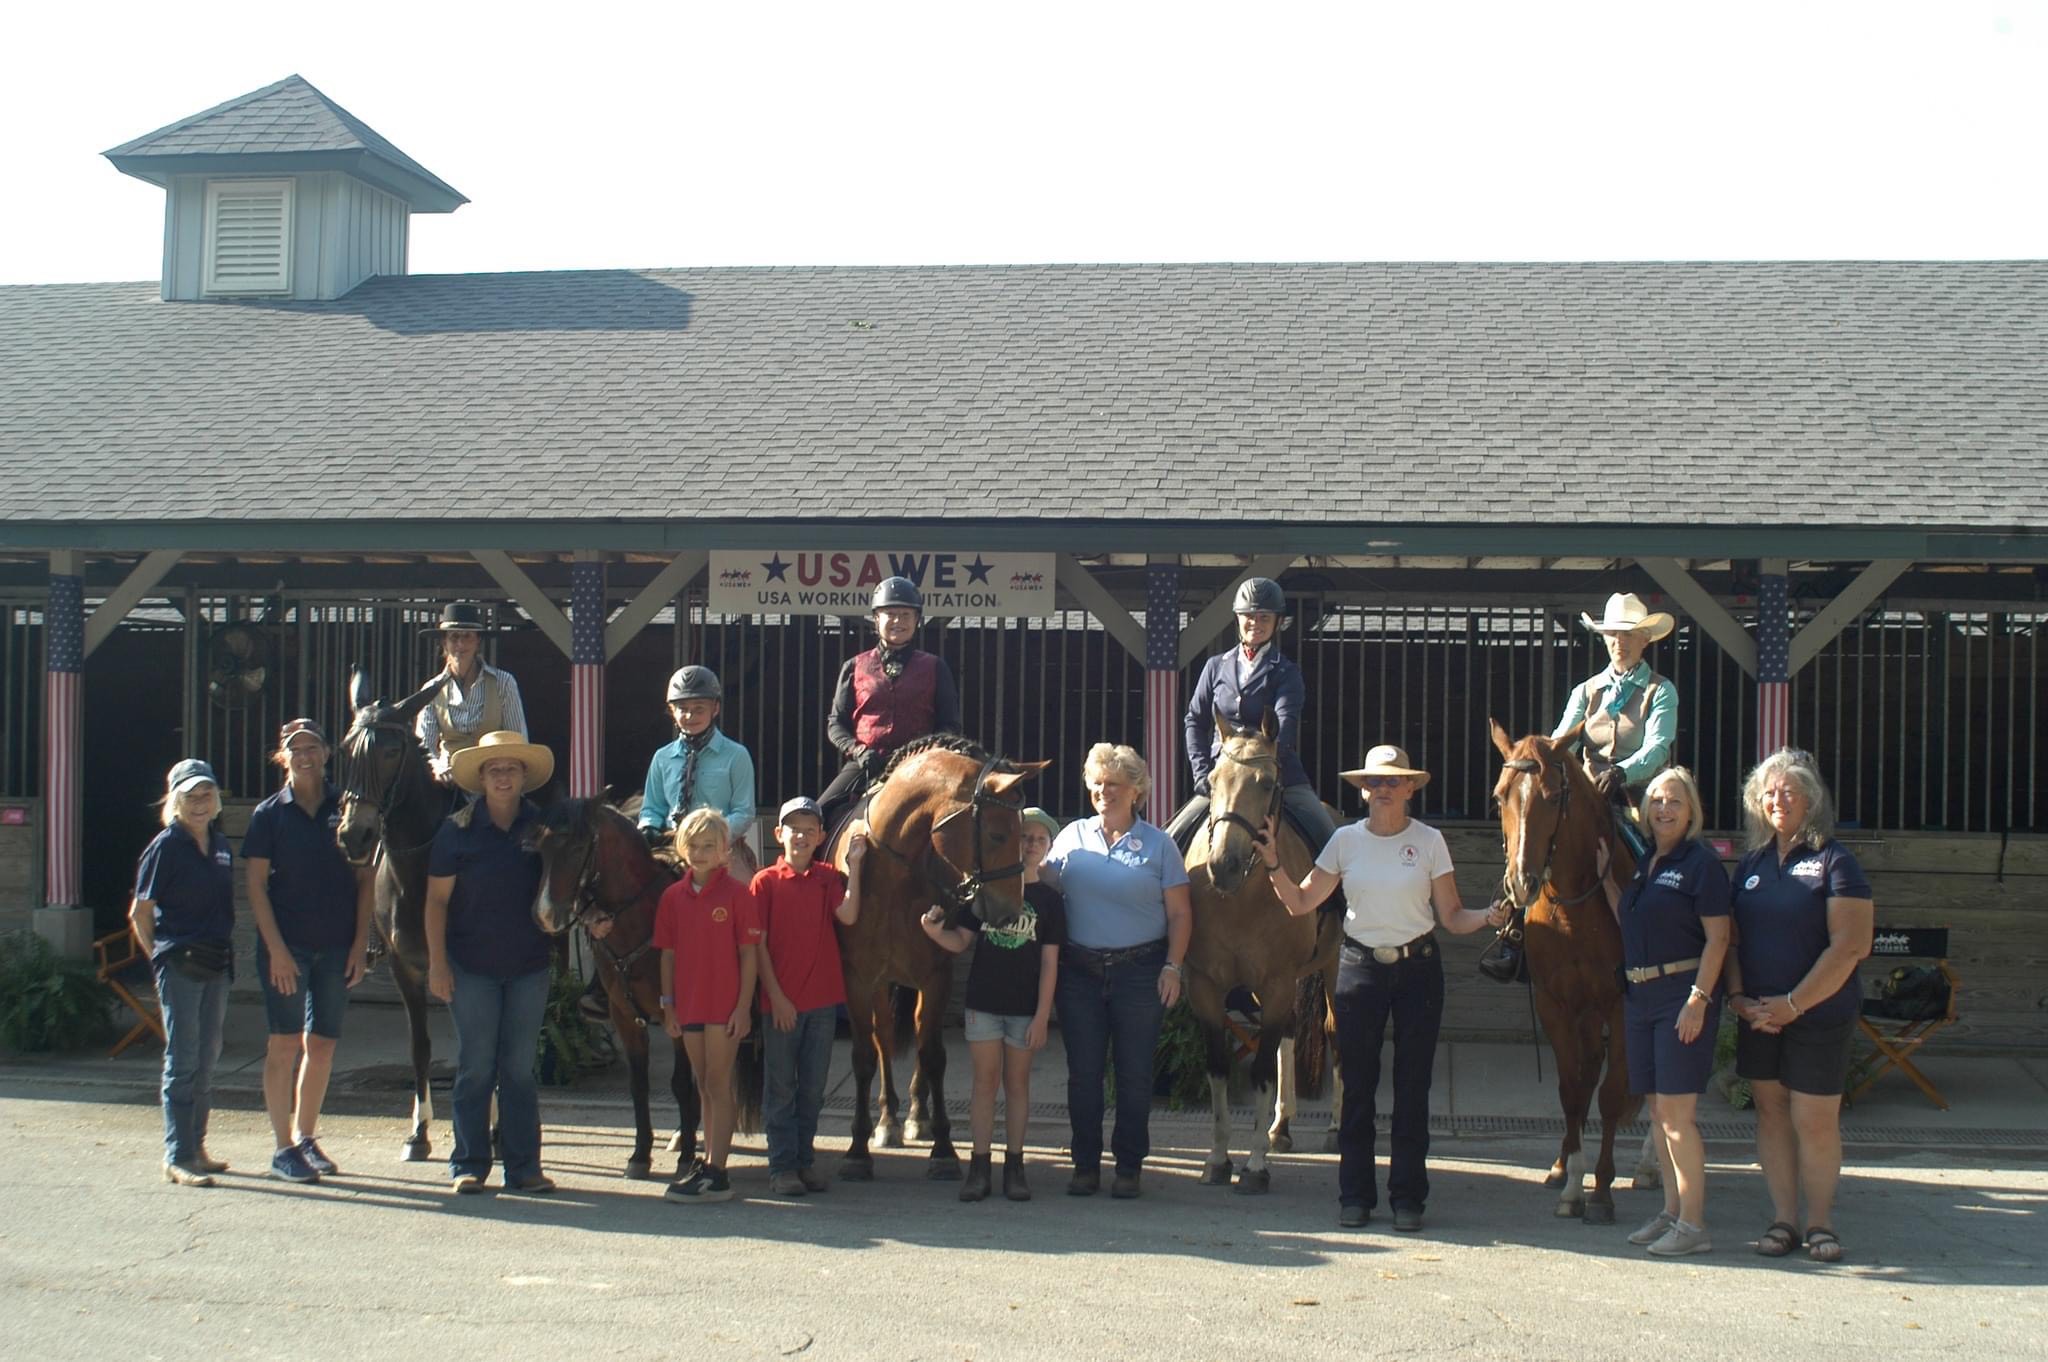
[1340,744,1431,790]
[1580,592,1675,642]
[449,730,556,794]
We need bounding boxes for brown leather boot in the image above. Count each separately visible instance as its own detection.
[1004,1151,1030,1201]
[959,1152,993,1202]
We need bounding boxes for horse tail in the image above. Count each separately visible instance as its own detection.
[1292,970,1330,1099]
[734,1031,766,1135]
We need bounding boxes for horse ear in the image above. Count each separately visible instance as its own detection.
[1489,717,1514,759]
[1259,708,1278,741]
[983,761,1051,796]
[393,672,450,723]
[1557,720,1586,749]
[348,667,372,712]
[1215,712,1240,741]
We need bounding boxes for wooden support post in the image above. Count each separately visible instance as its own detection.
[1054,555,1147,661]
[1788,559,1910,674]
[83,550,182,658]
[1757,559,1791,758]
[42,553,84,918]
[605,551,707,661]
[1143,558,1183,826]
[1637,556,1758,676]
[568,554,607,797]
[1177,554,1296,668]
[470,550,572,655]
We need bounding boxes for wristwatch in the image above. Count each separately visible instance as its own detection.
[659,994,675,1007]
[1162,961,1185,979]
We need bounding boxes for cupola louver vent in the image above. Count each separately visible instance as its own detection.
[203,178,293,295]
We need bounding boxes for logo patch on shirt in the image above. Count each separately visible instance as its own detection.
[1655,869,1686,888]
[1400,844,1419,867]
[214,849,232,866]
[1111,846,1149,870]
[1743,874,1761,891]
[711,906,729,923]
[1790,858,1825,879]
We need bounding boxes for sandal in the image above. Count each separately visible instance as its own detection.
[1805,1227,1843,1263]
[1754,1221,1800,1258]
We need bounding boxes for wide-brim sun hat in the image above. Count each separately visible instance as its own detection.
[1581,592,1675,642]
[1339,744,1431,790]
[448,730,556,794]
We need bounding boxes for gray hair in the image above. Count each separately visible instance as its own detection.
[1083,742,1150,802]
[1741,748,1835,851]
[1642,766,1706,843]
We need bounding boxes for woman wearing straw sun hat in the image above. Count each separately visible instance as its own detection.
[423,730,558,1195]
[1264,745,1506,1232]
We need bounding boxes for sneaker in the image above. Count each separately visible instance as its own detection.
[296,1137,339,1177]
[190,1149,230,1174]
[667,1165,733,1203]
[796,1166,830,1193]
[162,1161,215,1188]
[1392,1205,1424,1233]
[451,1173,486,1195]
[1648,1219,1713,1257]
[1629,1210,1678,1246]
[510,1173,556,1194]
[268,1146,321,1184]
[1338,1204,1369,1228]
[768,1170,808,1197]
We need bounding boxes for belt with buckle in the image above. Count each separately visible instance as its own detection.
[1344,932,1436,965]
[1623,956,1701,985]
[1064,940,1167,970]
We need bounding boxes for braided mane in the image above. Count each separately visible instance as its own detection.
[879,733,1022,778]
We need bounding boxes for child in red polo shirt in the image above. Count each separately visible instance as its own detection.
[657,809,760,1204]
[752,796,867,1197]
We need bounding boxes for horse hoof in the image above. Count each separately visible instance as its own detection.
[877,1124,905,1150]
[839,1158,875,1183]
[624,1159,652,1181]
[1198,1159,1234,1186]
[1631,1166,1663,1191]
[666,1131,684,1154]
[1269,1133,1294,1154]
[904,1120,927,1144]
[1233,1168,1271,1195]
[927,1156,962,1182]
[399,1139,430,1163]
[1584,1201,1615,1226]
[1554,1200,1586,1219]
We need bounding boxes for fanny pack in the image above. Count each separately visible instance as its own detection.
[162,940,234,983]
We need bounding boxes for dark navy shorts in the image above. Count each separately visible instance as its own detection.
[258,940,352,1039]
[1625,978,1720,1096]
[1735,1013,1857,1097]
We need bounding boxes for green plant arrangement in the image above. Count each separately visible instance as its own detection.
[1710,1009,1751,1110]
[535,964,616,1086]
[0,930,115,1053]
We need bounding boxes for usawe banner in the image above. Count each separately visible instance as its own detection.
[708,549,1056,618]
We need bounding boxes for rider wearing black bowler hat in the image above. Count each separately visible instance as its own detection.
[816,577,962,830]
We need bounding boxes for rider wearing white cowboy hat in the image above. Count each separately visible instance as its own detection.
[817,576,962,829]
[415,603,529,782]
[1165,576,1338,855]
[1553,592,1679,803]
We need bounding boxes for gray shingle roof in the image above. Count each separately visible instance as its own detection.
[1,261,2043,548]
[103,75,465,212]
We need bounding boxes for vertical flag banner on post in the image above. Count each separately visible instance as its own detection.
[44,572,84,907]
[1757,572,1790,759]
[1144,562,1182,827]
[570,560,606,797]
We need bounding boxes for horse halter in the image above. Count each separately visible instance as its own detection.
[1207,744,1282,845]
[881,754,1027,919]
[1499,754,1604,909]
[337,715,426,854]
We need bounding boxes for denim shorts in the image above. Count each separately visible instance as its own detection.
[258,940,352,1039]
[964,1008,1034,1048]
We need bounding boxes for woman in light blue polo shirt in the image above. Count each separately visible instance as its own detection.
[1041,742,1192,1200]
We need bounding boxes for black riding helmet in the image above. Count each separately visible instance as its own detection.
[666,665,723,703]
[871,576,924,614]
[1232,576,1286,617]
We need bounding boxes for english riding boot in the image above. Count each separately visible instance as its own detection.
[960,1153,993,1202]
[1004,1151,1031,1201]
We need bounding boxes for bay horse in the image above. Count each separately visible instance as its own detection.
[335,670,457,1160]
[1183,714,1341,1193]
[530,797,700,1179]
[1489,718,1641,1223]
[827,735,1048,1181]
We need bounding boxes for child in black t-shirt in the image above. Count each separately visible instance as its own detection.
[919,807,1066,1203]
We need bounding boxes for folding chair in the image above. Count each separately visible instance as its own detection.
[1846,926,1958,1111]
[94,927,164,1059]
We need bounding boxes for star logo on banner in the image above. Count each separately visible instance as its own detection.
[964,555,993,585]
[763,553,791,582]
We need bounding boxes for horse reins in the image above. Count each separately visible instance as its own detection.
[1499,755,1607,910]
[871,754,1027,920]
[1206,745,1283,845]
[556,822,661,1029]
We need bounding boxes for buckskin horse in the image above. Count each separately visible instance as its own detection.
[1182,714,1341,1193]
[1490,718,1642,1223]
[530,797,701,1179]
[335,670,457,1160]
[827,735,1048,1181]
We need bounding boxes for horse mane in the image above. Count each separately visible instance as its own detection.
[878,733,1023,778]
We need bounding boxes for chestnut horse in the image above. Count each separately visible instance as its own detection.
[530,797,701,1179]
[827,736,1048,1181]
[335,670,457,1160]
[1489,719,1642,1223]
[1184,714,1340,1193]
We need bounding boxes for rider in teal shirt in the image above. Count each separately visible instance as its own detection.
[638,665,757,845]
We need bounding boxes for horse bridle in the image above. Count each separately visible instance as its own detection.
[874,754,1026,920]
[337,716,435,858]
[1207,744,1282,845]
[546,816,660,1029]
[1499,754,1606,909]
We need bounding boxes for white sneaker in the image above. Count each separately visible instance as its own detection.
[1648,1219,1713,1257]
[1628,1210,1676,1246]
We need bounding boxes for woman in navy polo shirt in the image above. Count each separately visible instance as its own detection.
[129,758,236,1187]
[424,730,559,1196]
[1725,748,1875,1263]
[1041,743,1191,1201]
[1597,767,1730,1257]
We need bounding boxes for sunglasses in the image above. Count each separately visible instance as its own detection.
[1361,776,1406,789]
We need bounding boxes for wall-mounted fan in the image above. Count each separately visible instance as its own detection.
[207,623,275,707]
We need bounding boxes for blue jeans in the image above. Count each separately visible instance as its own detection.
[763,1005,837,1173]
[448,962,550,1183]
[154,960,230,1167]
[1056,942,1167,1174]
[1331,942,1443,1211]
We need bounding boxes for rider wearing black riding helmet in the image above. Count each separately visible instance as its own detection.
[1165,577,1336,855]
[816,577,962,828]
[638,664,758,854]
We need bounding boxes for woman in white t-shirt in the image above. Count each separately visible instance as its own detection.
[1265,744,1505,1233]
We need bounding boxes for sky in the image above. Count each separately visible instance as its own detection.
[1,1,2043,285]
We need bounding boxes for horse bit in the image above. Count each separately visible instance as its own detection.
[1499,755,1606,910]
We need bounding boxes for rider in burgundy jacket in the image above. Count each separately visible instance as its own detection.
[816,577,961,828]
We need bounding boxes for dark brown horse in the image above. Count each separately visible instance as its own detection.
[1490,718,1641,1223]
[530,797,700,1179]
[335,671,457,1160]
[1183,714,1340,1192]
[828,736,1048,1181]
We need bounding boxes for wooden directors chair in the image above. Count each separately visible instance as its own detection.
[94,927,165,1059]
[1846,926,1959,1111]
